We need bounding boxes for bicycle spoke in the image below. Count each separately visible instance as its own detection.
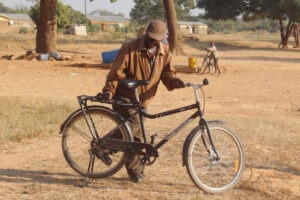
[62,108,130,179]
[70,125,92,141]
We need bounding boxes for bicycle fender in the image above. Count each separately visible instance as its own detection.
[60,106,113,133]
[59,107,83,134]
[59,105,134,142]
[206,120,227,125]
[182,120,227,166]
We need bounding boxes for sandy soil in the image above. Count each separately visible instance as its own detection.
[0,36,299,199]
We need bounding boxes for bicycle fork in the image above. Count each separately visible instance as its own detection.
[200,119,220,160]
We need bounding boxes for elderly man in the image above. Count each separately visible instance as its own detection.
[98,20,184,183]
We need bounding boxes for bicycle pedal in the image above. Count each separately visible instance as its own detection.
[150,133,158,145]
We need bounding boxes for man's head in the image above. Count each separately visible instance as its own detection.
[145,20,167,48]
[210,42,215,46]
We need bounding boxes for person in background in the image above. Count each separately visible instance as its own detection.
[97,20,184,183]
[206,42,221,75]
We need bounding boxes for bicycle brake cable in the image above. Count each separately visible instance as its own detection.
[201,87,206,115]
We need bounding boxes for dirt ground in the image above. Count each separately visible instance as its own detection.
[0,35,299,200]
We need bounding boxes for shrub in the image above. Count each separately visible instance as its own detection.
[19,27,29,34]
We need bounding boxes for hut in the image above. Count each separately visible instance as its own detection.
[86,15,130,32]
[0,13,34,33]
[178,21,208,35]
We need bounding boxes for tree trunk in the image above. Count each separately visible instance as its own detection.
[163,0,184,55]
[36,0,57,53]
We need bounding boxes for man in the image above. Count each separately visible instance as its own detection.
[98,20,184,183]
[206,42,221,74]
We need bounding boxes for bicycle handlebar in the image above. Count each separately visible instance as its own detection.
[184,78,209,88]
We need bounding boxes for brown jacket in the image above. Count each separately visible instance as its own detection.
[102,35,178,106]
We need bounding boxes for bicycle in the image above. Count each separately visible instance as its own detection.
[60,78,245,194]
[199,50,214,74]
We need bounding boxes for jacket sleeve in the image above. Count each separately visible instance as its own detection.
[160,48,178,91]
[102,43,129,96]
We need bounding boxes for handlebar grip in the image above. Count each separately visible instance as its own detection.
[183,83,191,87]
[203,78,209,85]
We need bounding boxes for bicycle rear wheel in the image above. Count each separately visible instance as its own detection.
[186,123,244,193]
[61,107,131,179]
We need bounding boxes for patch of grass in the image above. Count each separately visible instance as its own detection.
[0,96,77,143]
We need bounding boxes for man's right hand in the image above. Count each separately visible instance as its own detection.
[96,91,112,100]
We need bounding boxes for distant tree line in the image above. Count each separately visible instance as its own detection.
[196,0,300,48]
[203,19,279,35]
[0,2,29,13]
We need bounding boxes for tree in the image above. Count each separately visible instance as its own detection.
[36,0,57,53]
[243,0,300,48]
[163,0,184,54]
[0,2,28,13]
[0,2,14,13]
[197,0,245,20]
[130,0,165,25]
[29,1,88,30]
[130,0,195,25]
[197,0,300,48]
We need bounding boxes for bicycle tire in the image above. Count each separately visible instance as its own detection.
[186,123,245,193]
[61,106,131,179]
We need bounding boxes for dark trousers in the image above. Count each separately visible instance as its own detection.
[112,94,145,175]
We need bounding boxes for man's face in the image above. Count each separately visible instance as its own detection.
[145,34,160,49]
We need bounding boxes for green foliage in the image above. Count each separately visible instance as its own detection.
[13,5,30,14]
[29,0,89,29]
[0,2,29,13]
[203,19,279,34]
[19,27,30,34]
[130,0,164,25]
[87,24,101,33]
[0,2,14,13]
[130,0,195,25]
[28,3,40,25]
[197,0,245,20]
[197,0,300,23]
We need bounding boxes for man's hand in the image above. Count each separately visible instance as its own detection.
[172,78,185,89]
[96,91,112,100]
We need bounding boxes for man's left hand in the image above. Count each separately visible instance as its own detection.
[172,78,185,89]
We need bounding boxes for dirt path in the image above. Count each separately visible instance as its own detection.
[0,40,299,199]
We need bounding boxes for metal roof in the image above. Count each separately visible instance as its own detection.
[0,13,31,21]
[178,21,207,26]
[86,15,130,23]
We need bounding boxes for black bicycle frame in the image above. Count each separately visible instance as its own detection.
[127,101,203,150]
[78,92,219,159]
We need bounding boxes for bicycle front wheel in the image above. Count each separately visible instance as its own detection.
[186,123,245,193]
[61,107,130,179]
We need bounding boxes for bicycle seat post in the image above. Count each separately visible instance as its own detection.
[134,88,140,103]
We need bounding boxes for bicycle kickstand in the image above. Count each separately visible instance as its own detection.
[82,150,95,187]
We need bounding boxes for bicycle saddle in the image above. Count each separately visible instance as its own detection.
[119,79,149,89]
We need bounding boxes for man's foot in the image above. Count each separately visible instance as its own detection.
[95,151,112,166]
[128,171,144,183]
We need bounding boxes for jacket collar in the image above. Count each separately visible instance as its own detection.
[137,35,165,56]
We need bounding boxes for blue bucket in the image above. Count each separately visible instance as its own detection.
[101,49,120,63]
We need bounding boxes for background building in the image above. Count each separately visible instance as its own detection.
[0,13,34,33]
[178,21,208,35]
[86,15,130,32]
